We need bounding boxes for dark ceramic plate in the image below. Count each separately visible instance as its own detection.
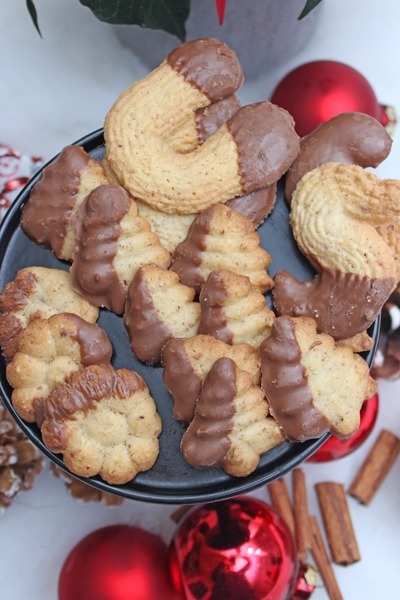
[0,130,379,504]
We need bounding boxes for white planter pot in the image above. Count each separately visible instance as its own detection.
[114,0,322,79]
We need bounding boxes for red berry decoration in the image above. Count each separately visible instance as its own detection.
[270,61,395,137]
[309,393,379,463]
[169,496,308,600]
[58,525,178,600]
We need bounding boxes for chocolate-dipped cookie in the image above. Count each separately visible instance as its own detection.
[124,265,200,365]
[170,203,273,294]
[105,38,299,215]
[70,184,170,314]
[161,334,260,424]
[6,313,112,423]
[274,162,400,341]
[181,357,284,476]
[20,145,109,260]
[259,316,376,441]
[198,269,275,347]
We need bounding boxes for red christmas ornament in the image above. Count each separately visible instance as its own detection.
[309,392,379,463]
[270,61,395,137]
[58,525,178,600]
[169,496,311,600]
[215,0,227,26]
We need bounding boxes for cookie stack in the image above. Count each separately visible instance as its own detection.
[1,38,399,486]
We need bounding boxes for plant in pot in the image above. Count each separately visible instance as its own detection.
[27,0,323,79]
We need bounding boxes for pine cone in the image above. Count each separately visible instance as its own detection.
[0,401,43,510]
[50,464,124,506]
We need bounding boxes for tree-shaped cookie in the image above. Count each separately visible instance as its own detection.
[181,357,284,476]
[198,269,275,347]
[20,145,109,261]
[70,184,170,314]
[162,334,260,424]
[170,203,273,294]
[124,264,200,365]
[259,316,376,441]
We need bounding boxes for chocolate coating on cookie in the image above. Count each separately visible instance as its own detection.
[198,271,232,343]
[181,357,235,468]
[21,146,89,255]
[70,184,129,314]
[167,38,243,101]
[124,268,172,366]
[273,268,394,340]
[195,95,241,142]
[226,185,277,227]
[169,209,211,294]
[228,102,300,194]
[162,338,202,424]
[259,317,331,441]
[285,112,392,202]
[60,313,112,366]
[43,365,145,450]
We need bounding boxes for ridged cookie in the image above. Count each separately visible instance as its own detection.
[41,365,162,485]
[162,334,260,424]
[124,265,200,365]
[198,270,275,347]
[0,267,99,361]
[70,184,170,314]
[285,112,392,202]
[6,313,112,423]
[274,163,400,340]
[170,203,273,294]
[105,38,299,214]
[181,357,284,476]
[259,316,376,441]
[20,145,109,260]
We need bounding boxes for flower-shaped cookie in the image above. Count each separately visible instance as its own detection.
[6,313,112,423]
[41,365,162,485]
[0,266,99,361]
[181,357,284,477]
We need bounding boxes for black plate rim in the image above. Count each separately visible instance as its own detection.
[0,129,380,504]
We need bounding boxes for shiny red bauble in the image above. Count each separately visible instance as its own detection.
[309,393,379,463]
[169,496,299,600]
[270,60,389,137]
[58,525,178,600]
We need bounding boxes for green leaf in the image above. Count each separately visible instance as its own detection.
[80,0,190,41]
[298,0,323,20]
[26,0,42,37]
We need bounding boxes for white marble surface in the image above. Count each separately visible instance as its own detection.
[1,1,400,598]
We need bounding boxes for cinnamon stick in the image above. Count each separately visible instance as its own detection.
[170,504,192,524]
[348,429,400,505]
[310,516,344,600]
[267,478,295,537]
[315,482,360,565]
[292,468,312,560]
